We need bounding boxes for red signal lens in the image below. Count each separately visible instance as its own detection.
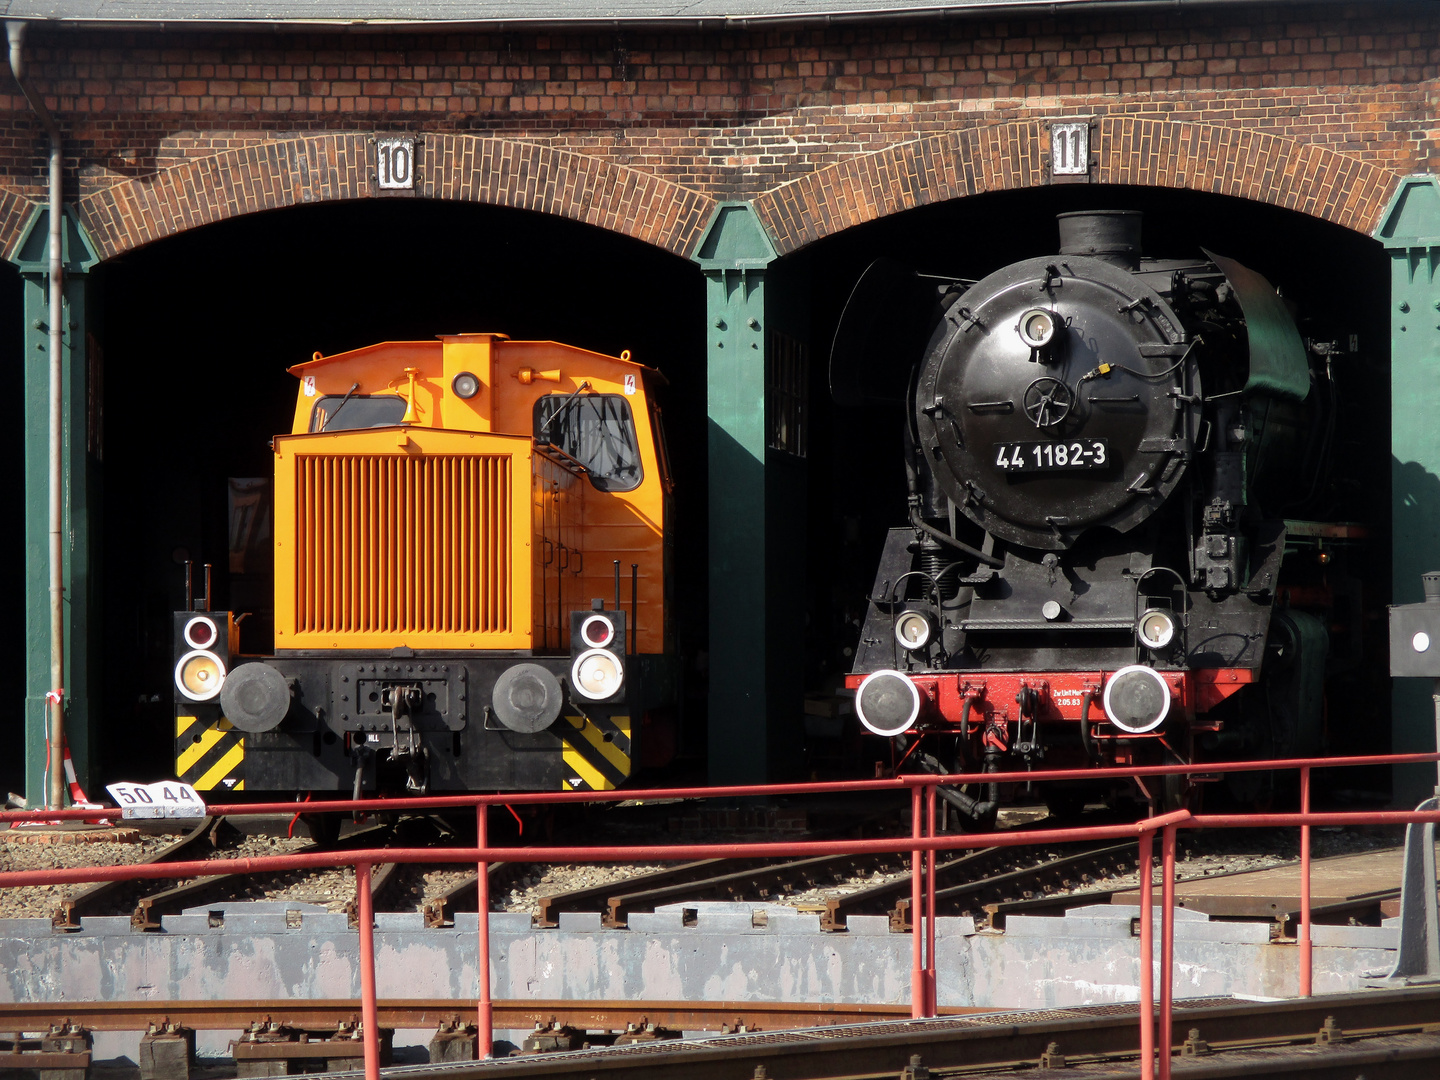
[580,614,615,648]
[184,617,217,649]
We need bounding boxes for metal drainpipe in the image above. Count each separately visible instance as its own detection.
[7,20,67,810]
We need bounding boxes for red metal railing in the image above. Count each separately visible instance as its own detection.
[1,751,1438,1080]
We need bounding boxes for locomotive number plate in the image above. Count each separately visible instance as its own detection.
[994,439,1109,473]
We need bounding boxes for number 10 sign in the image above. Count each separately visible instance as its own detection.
[377,135,415,189]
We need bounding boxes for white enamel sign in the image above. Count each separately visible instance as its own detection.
[377,136,415,189]
[1051,122,1090,176]
[106,781,206,819]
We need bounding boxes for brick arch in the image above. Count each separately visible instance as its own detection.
[60,133,716,264]
[752,118,1400,257]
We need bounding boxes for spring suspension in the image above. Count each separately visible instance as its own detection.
[918,535,960,600]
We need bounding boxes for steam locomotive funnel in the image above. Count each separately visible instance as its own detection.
[1057,210,1142,270]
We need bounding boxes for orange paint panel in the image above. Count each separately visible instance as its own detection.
[279,337,666,656]
[274,428,533,651]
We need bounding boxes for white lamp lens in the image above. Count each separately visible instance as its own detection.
[571,649,624,700]
[176,650,227,701]
[1137,609,1176,650]
[1019,308,1057,348]
[895,611,932,651]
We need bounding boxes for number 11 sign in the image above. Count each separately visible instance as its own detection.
[1051,121,1090,177]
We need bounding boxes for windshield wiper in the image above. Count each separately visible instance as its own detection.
[319,382,360,432]
[538,380,592,440]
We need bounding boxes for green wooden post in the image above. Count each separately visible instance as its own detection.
[694,203,806,783]
[11,207,99,806]
[1379,176,1440,807]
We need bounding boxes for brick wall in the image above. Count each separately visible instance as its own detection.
[0,2,1434,258]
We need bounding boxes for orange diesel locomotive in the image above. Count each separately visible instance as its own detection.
[173,334,675,795]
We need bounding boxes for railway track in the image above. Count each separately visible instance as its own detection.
[306,985,1440,1079]
[54,815,470,929]
[0,998,980,1034]
[500,835,1137,933]
[8,989,1440,1078]
[47,807,1360,937]
[55,815,225,929]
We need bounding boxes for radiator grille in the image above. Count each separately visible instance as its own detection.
[294,454,511,636]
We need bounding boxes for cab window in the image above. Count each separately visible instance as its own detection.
[534,393,643,492]
[309,395,407,432]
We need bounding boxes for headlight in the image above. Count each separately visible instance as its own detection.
[571,649,624,700]
[176,649,227,702]
[452,371,480,399]
[580,614,616,649]
[183,615,218,650]
[1017,308,1058,349]
[894,610,934,651]
[1137,608,1177,651]
[855,670,922,737]
[1101,664,1171,734]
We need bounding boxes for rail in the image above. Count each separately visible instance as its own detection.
[1,750,1438,1080]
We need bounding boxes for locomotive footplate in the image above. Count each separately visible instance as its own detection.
[845,668,1255,734]
[176,652,647,794]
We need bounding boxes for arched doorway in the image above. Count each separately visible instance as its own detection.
[89,197,707,784]
[783,183,1390,792]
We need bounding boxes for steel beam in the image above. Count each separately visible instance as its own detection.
[9,206,99,807]
[1379,176,1440,808]
[692,202,806,784]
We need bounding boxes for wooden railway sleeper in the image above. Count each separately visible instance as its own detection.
[232,1017,393,1076]
[138,1019,196,1080]
[0,1021,92,1080]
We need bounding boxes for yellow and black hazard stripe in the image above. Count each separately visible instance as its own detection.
[559,712,632,791]
[176,714,246,792]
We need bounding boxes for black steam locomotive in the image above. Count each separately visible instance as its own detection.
[836,211,1361,818]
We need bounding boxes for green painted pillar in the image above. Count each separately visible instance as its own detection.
[694,203,807,783]
[1379,175,1440,807]
[11,207,100,806]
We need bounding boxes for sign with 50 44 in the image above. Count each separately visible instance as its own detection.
[105,781,206,819]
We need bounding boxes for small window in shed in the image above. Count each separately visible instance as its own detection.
[309,395,407,432]
[766,331,808,458]
[534,393,643,492]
